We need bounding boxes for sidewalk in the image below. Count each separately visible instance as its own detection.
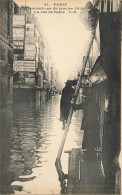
[59,109,105,194]
[66,148,105,194]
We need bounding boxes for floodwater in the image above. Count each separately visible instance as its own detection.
[0,94,83,194]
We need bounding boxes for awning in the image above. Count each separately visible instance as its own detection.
[81,56,108,86]
[88,57,108,85]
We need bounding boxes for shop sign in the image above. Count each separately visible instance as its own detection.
[14,60,35,72]
[25,44,35,51]
[24,45,35,60]
[25,37,36,44]
[26,31,34,37]
[13,41,24,49]
[13,28,24,40]
[26,23,35,37]
[26,23,34,30]
[13,15,25,27]
[24,52,35,60]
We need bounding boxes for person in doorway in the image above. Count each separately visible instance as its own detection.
[72,87,100,153]
[60,79,77,129]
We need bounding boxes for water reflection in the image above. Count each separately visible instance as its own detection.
[1,95,83,194]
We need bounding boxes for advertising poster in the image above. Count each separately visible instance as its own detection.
[13,27,25,40]
[24,44,36,60]
[0,0,121,195]
[13,14,25,27]
[14,61,36,72]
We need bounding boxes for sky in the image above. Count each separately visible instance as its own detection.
[14,0,93,85]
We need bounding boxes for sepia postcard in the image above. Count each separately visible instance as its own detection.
[0,0,121,194]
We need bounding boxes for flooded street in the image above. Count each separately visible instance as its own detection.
[0,0,121,194]
[1,94,83,194]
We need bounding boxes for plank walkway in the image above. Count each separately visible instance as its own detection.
[66,148,105,194]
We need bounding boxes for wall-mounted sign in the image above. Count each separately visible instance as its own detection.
[24,44,35,60]
[25,37,36,44]
[26,23,35,37]
[13,41,24,49]
[25,45,35,51]
[13,15,25,27]
[26,23,34,30]
[26,31,35,37]
[14,60,35,72]
[13,28,24,40]
[24,52,35,60]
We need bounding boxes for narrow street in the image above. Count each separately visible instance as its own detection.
[0,0,121,194]
[1,95,83,194]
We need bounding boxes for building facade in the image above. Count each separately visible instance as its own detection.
[0,0,13,110]
[0,1,13,191]
[13,3,60,102]
[82,0,121,193]
[13,3,45,102]
[13,3,38,88]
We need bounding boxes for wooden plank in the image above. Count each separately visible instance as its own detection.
[79,149,105,194]
[67,148,80,194]
[115,168,121,194]
[66,148,105,194]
